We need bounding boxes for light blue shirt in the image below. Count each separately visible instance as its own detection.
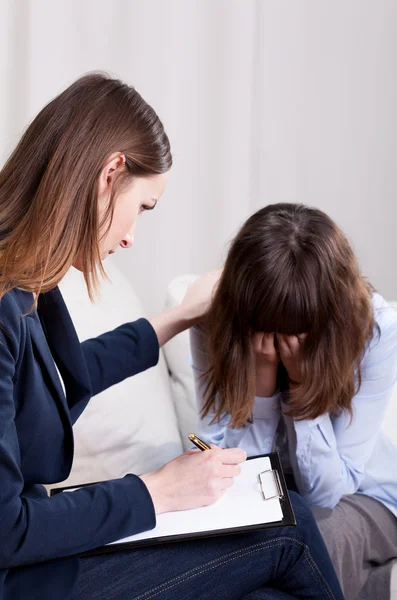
[190,293,397,516]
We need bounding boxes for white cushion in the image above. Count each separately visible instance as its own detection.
[53,262,183,488]
[162,275,200,450]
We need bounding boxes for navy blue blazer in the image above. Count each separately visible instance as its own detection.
[0,286,159,600]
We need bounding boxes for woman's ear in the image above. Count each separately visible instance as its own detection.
[98,152,126,196]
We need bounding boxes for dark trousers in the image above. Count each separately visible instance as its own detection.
[70,491,344,600]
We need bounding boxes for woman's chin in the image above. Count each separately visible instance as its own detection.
[72,250,114,271]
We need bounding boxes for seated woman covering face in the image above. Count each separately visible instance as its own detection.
[191,203,397,600]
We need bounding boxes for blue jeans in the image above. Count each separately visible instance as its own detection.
[70,492,344,599]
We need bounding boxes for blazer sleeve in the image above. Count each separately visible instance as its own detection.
[0,308,156,569]
[81,318,160,397]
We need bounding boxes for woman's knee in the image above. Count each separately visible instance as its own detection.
[289,491,312,521]
[288,492,321,540]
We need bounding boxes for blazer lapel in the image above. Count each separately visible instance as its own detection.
[15,286,92,427]
[27,312,72,428]
[13,289,70,422]
[37,287,92,407]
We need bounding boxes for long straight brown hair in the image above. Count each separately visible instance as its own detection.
[202,203,377,426]
[0,73,172,300]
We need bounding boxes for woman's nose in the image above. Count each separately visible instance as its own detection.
[119,233,134,249]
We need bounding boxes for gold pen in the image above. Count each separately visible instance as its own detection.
[188,432,211,451]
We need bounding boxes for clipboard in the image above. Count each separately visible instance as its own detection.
[50,452,295,557]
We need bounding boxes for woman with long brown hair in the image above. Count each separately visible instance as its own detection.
[0,75,344,599]
[191,203,397,600]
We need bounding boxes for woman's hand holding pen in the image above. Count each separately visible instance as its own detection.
[139,445,246,515]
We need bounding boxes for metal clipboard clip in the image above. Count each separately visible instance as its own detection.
[258,469,284,501]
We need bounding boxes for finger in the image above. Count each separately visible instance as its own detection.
[276,334,291,358]
[285,335,301,355]
[279,334,301,356]
[219,477,235,491]
[209,444,222,452]
[297,333,308,344]
[252,332,264,353]
[261,333,277,355]
[219,448,247,464]
[219,464,241,478]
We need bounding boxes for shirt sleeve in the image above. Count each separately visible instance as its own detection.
[81,318,159,396]
[282,313,397,508]
[0,312,156,570]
